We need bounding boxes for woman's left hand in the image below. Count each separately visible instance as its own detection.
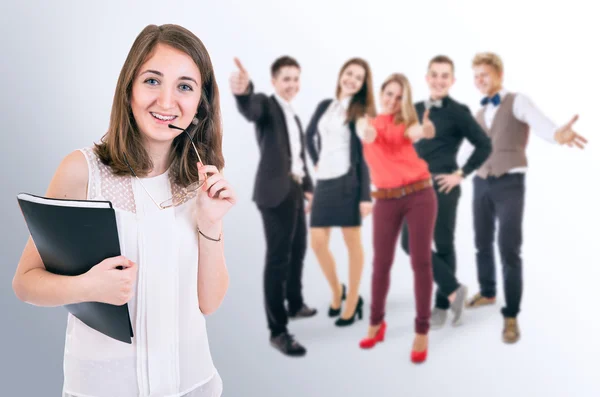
[406,110,436,142]
[360,201,373,218]
[421,109,435,139]
[195,164,236,230]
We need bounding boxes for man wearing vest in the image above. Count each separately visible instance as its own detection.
[466,52,588,344]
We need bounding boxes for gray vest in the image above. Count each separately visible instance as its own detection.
[475,93,529,178]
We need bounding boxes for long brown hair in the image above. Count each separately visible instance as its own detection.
[94,24,224,187]
[335,58,376,123]
[381,73,418,127]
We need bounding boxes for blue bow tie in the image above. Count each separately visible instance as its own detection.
[481,93,501,106]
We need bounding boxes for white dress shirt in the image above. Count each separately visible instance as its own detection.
[483,88,558,173]
[274,93,305,180]
[315,96,352,180]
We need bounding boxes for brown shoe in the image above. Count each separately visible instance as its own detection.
[465,292,496,308]
[502,317,520,344]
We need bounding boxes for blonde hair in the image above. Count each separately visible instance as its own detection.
[380,73,418,127]
[472,52,504,74]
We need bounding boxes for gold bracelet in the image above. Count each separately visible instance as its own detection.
[197,227,222,242]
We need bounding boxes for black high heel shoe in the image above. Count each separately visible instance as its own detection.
[328,284,346,317]
[334,296,363,326]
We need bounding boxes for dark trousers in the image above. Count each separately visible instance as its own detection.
[401,180,461,309]
[473,173,525,318]
[370,187,437,335]
[258,181,307,336]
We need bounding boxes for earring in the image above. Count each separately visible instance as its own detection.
[192,117,199,125]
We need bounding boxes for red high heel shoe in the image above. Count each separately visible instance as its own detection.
[359,321,387,349]
[410,348,427,363]
[410,335,428,363]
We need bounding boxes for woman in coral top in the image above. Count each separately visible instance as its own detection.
[355,73,437,363]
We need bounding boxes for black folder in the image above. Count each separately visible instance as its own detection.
[16,193,134,344]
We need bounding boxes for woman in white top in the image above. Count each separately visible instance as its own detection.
[12,24,235,397]
[305,58,375,326]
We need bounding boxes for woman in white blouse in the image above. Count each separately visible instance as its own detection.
[12,24,234,397]
[305,58,376,326]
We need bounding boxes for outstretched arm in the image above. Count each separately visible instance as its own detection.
[230,57,268,123]
[513,94,588,148]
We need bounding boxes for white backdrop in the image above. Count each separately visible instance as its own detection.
[1,0,599,396]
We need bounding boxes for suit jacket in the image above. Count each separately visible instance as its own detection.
[304,99,372,202]
[234,82,314,208]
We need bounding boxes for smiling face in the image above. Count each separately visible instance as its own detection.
[130,43,202,146]
[473,63,503,96]
[338,63,366,99]
[426,62,455,100]
[380,81,403,115]
[271,66,300,102]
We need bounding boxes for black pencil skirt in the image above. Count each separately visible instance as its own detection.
[309,169,361,228]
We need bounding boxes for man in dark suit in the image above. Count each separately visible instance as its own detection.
[230,56,316,357]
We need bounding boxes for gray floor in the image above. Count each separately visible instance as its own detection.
[207,159,600,397]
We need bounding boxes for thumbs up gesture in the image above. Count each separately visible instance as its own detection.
[421,109,436,139]
[229,57,250,95]
[356,116,377,143]
[406,109,436,142]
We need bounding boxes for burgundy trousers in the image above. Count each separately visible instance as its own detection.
[369,187,437,335]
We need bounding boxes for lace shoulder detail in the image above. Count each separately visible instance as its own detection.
[78,147,136,213]
[78,147,196,212]
[77,147,100,201]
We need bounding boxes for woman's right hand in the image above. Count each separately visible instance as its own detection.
[356,116,377,143]
[82,256,137,306]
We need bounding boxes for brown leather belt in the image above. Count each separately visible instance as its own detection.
[371,178,433,199]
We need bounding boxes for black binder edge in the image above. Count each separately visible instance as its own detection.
[17,192,114,209]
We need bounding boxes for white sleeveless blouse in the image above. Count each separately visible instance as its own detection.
[62,147,222,397]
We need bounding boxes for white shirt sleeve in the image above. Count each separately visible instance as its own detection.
[512,93,558,144]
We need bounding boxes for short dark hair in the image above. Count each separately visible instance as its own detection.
[271,56,300,77]
[428,55,454,72]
